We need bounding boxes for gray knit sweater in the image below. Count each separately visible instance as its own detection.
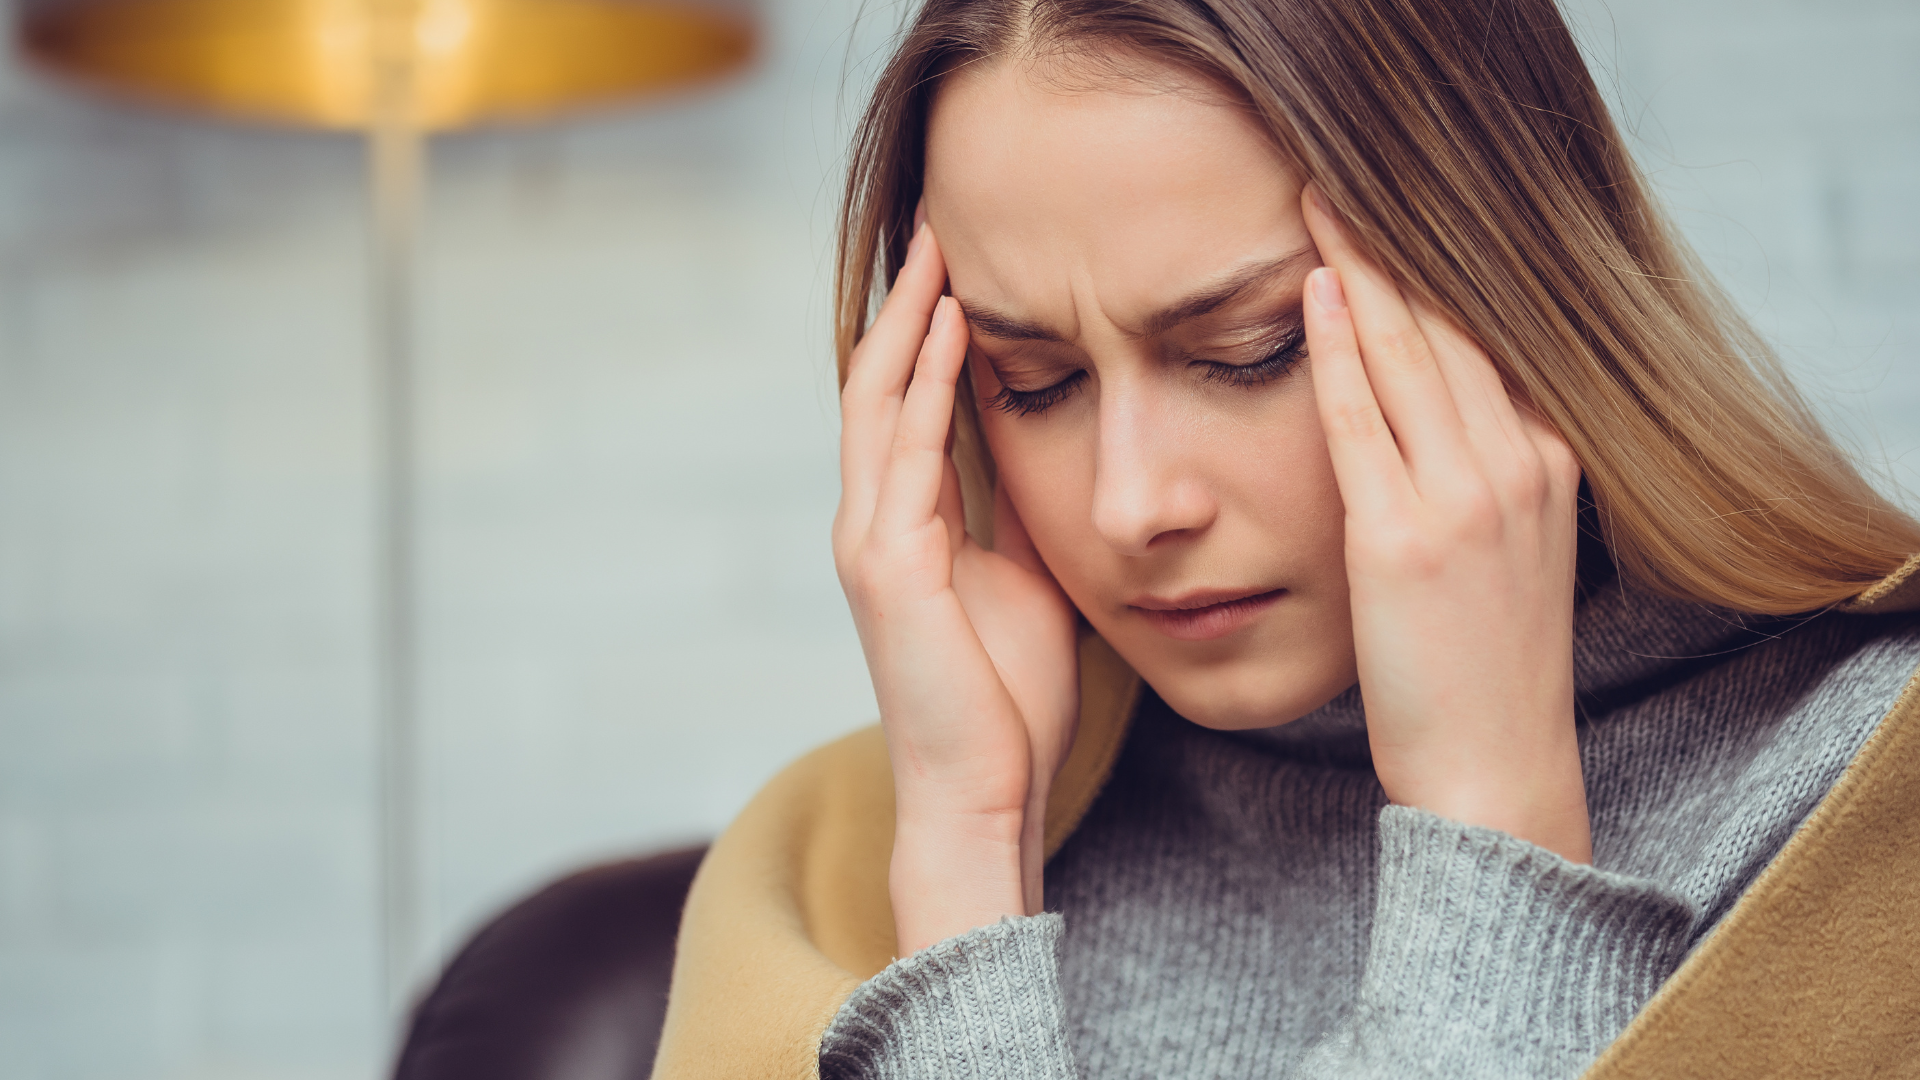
[817,576,1920,1079]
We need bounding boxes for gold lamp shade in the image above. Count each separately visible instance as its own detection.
[18,0,759,130]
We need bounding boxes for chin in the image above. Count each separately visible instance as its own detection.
[1139,652,1357,732]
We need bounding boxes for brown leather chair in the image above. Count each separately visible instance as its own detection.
[392,845,706,1080]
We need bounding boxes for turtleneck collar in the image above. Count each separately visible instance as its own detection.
[1207,571,1815,762]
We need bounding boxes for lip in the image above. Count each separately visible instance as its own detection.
[1128,587,1286,642]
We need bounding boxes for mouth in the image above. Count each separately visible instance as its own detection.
[1128,587,1286,642]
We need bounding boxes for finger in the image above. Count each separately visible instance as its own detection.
[1516,402,1584,501]
[1301,187,1473,485]
[1408,302,1538,471]
[840,226,949,530]
[1409,304,1588,515]
[937,454,968,556]
[845,223,948,400]
[1305,266,1415,521]
[991,479,1048,577]
[872,296,970,537]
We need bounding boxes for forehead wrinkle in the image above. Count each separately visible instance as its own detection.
[955,300,1065,343]
[952,257,1095,346]
[957,246,1317,346]
[1137,247,1317,336]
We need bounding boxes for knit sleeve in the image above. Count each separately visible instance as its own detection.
[1296,804,1698,1079]
[817,807,1695,1080]
[817,914,1079,1080]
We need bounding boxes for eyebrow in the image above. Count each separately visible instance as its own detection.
[956,246,1317,344]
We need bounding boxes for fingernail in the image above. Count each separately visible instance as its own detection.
[906,220,927,259]
[1310,267,1346,311]
[930,295,950,330]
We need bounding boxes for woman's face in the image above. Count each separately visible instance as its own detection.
[924,57,1356,730]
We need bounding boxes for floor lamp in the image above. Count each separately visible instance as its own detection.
[19,0,756,1009]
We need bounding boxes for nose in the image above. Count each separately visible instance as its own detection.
[1090,383,1218,556]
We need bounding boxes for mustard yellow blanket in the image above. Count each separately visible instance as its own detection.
[653,555,1920,1080]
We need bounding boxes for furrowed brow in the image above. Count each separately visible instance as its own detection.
[955,303,1066,343]
[1140,248,1317,336]
[954,245,1316,344]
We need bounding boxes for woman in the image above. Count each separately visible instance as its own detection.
[654,0,1920,1076]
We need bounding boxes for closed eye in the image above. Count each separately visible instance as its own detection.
[1193,327,1307,388]
[987,368,1088,417]
[982,324,1306,417]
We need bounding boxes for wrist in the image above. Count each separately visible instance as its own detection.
[890,808,1028,955]
[1374,730,1591,863]
[1409,780,1592,864]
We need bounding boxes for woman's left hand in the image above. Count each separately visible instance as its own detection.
[1300,185,1591,864]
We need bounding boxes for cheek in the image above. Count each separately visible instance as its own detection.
[1221,386,1345,564]
[969,381,1111,610]
[976,401,1097,563]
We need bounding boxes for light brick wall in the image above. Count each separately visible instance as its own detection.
[1568,0,1920,498]
[1,1,1914,1078]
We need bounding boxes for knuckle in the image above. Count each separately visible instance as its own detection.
[1352,519,1440,576]
[1547,443,1583,486]
[1332,401,1389,441]
[1379,327,1432,367]
[889,430,916,462]
[1518,467,1555,511]
[846,557,887,602]
[830,537,860,584]
[891,426,940,464]
[1490,457,1550,511]
[831,535,857,580]
[1500,441,1580,512]
[1460,481,1502,522]
[1439,483,1502,541]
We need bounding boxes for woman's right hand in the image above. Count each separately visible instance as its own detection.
[834,220,1082,956]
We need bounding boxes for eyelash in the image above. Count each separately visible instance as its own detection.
[1198,328,1308,388]
[987,369,1088,417]
[985,330,1308,417]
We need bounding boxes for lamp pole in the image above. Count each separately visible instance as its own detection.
[369,0,424,1012]
[18,0,758,1020]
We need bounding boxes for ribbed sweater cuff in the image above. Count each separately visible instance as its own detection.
[1304,805,1698,1077]
[818,914,1076,1080]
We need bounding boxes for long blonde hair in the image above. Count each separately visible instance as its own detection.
[834,0,1919,615]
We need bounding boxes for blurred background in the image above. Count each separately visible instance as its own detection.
[0,0,1914,1077]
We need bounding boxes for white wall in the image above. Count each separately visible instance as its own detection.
[0,1,894,1075]
[1,1,1914,1078]
[1570,0,1920,500]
